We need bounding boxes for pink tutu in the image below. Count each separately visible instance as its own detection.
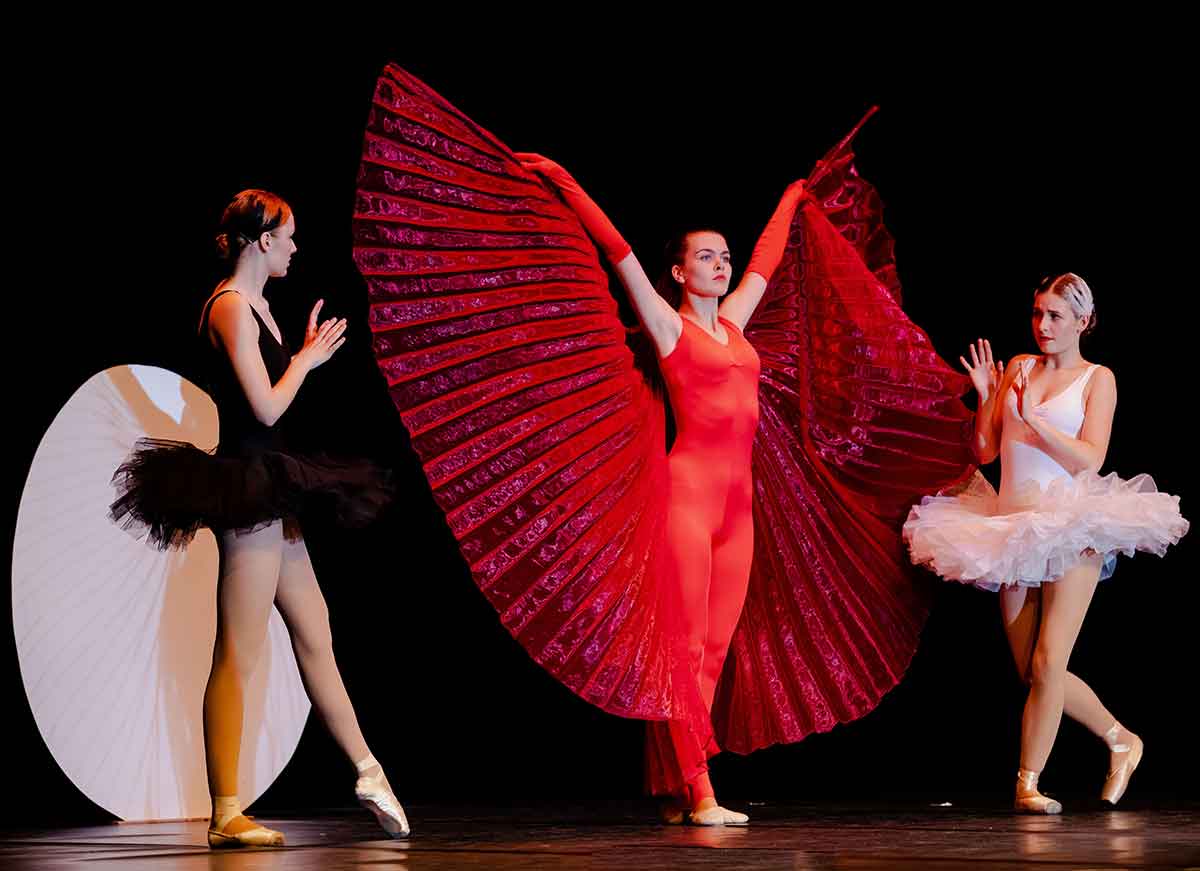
[903,470,1188,591]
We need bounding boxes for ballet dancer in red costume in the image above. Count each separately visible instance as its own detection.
[515,152,799,824]
[352,66,976,824]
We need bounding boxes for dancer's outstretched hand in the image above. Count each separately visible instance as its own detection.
[515,153,575,190]
[298,300,347,370]
[784,179,808,200]
[514,152,558,173]
[515,152,630,264]
[960,339,1003,402]
[304,299,327,348]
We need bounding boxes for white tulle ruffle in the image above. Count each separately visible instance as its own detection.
[903,470,1188,591]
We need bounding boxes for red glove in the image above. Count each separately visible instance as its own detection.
[745,180,808,281]
[516,153,633,264]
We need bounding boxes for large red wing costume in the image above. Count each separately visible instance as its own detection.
[719,112,975,753]
[353,65,974,753]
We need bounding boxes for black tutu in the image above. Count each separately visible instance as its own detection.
[110,437,395,550]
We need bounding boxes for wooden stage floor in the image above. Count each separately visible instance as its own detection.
[2,801,1197,869]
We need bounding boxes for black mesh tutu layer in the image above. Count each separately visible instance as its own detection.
[110,437,396,549]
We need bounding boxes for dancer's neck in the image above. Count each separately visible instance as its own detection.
[1039,347,1085,371]
[679,294,720,332]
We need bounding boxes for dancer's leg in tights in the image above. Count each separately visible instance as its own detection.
[204,522,284,838]
[274,532,372,766]
[274,530,407,836]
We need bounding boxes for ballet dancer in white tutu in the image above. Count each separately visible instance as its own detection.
[904,272,1188,813]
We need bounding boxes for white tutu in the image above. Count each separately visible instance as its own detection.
[903,470,1188,591]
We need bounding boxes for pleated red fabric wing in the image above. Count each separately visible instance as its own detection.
[713,119,976,754]
[353,64,702,727]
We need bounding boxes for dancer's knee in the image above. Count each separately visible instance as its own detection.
[1030,648,1067,689]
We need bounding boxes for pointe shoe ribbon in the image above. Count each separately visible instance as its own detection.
[207,795,285,848]
[1101,724,1144,805]
[1014,768,1062,815]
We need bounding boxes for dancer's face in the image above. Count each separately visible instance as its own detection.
[263,214,298,278]
[672,232,731,299]
[1032,291,1085,353]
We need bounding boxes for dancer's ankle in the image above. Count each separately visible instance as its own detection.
[685,772,716,812]
[1103,721,1135,753]
[354,753,383,781]
[210,795,257,834]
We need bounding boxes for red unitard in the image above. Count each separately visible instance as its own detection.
[645,316,762,799]
[514,152,803,801]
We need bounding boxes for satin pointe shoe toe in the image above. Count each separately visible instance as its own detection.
[207,819,286,848]
[355,755,410,838]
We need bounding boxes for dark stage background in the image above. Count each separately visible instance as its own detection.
[7,37,1196,825]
